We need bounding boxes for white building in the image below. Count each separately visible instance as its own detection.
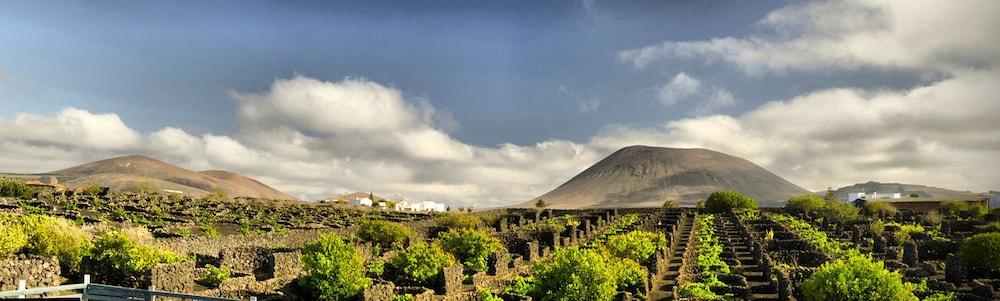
[348,197,374,207]
[409,201,447,212]
[848,192,902,201]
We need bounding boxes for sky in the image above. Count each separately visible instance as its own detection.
[1,0,998,207]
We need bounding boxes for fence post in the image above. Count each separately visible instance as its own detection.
[148,285,156,301]
[17,279,26,299]
[82,274,91,301]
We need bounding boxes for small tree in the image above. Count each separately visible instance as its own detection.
[823,186,838,201]
[535,199,547,219]
[662,199,678,209]
[300,234,371,300]
[605,230,666,263]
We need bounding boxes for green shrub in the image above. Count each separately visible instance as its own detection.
[81,185,103,196]
[865,201,898,216]
[438,229,502,272]
[366,260,385,277]
[940,201,967,216]
[358,220,414,250]
[91,228,184,274]
[606,256,646,296]
[20,215,92,271]
[200,264,231,287]
[705,190,757,213]
[390,242,455,284]
[605,230,665,263]
[801,252,916,301]
[391,294,414,301]
[521,218,567,235]
[200,223,220,237]
[818,200,860,223]
[435,213,480,230]
[678,282,723,300]
[960,233,1000,276]
[533,247,616,301]
[299,234,371,300]
[479,288,503,301]
[663,199,678,209]
[969,204,988,218]
[0,214,28,256]
[786,194,826,215]
[0,177,36,199]
[981,222,1000,233]
[922,292,956,301]
[503,276,536,295]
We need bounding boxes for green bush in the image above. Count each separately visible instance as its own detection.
[940,201,967,216]
[818,200,860,223]
[533,247,616,301]
[922,292,956,301]
[678,282,724,300]
[200,264,231,287]
[801,252,916,301]
[503,276,536,296]
[786,194,826,215]
[479,288,504,301]
[0,177,36,199]
[390,242,455,284]
[960,233,1000,276]
[358,220,414,250]
[392,294,414,301]
[605,230,665,263]
[435,213,480,230]
[865,201,898,216]
[200,223,220,237]
[705,190,757,213]
[606,256,646,296]
[20,215,92,271]
[91,228,185,274]
[0,214,28,257]
[438,229,502,272]
[299,234,371,300]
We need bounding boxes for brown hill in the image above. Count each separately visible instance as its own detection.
[48,155,296,200]
[518,145,808,209]
[828,181,985,201]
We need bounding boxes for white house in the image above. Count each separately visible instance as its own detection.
[409,201,446,212]
[349,197,374,207]
[848,192,902,201]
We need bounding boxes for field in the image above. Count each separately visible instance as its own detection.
[1,186,999,301]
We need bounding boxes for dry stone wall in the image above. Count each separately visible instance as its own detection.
[0,256,61,291]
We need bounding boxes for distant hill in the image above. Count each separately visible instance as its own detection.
[40,155,296,200]
[517,145,809,209]
[828,181,984,201]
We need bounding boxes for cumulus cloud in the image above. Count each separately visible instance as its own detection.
[618,0,1000,75]
[592,68,1000,193]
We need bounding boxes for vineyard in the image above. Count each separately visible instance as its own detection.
[1,185,999,300]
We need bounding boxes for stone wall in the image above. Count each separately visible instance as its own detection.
[271,250,302,278]
[150,262,195,293]
[220,246,273,277]
[0,256,61,291]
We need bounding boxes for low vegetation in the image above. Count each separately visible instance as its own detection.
[438,229,503,272]
[299,234,371,300]
[200,264,231,287]
[679,214,730,300]
[605,230,665,263]
[357,219,415,250]
[91,228,185,274]
[704,190,757,213]
[389,242,455,284]
[801,252,916,301]
[960,233,1000,276]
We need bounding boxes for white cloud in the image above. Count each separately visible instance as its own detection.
[590,68,1000,193]
[656,72,736,114]
[0,107,142,150]
[618,0,1000,75]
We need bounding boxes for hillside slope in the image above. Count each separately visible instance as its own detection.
[829,181,984,201]
[518,145,808,208]
[48,155,296,200]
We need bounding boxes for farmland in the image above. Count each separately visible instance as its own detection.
[1,183,999,300]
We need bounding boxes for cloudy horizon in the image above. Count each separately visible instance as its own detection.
[2,1,998,207]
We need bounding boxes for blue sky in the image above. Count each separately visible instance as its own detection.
[1,1,997,205]
[3,0,816,144]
